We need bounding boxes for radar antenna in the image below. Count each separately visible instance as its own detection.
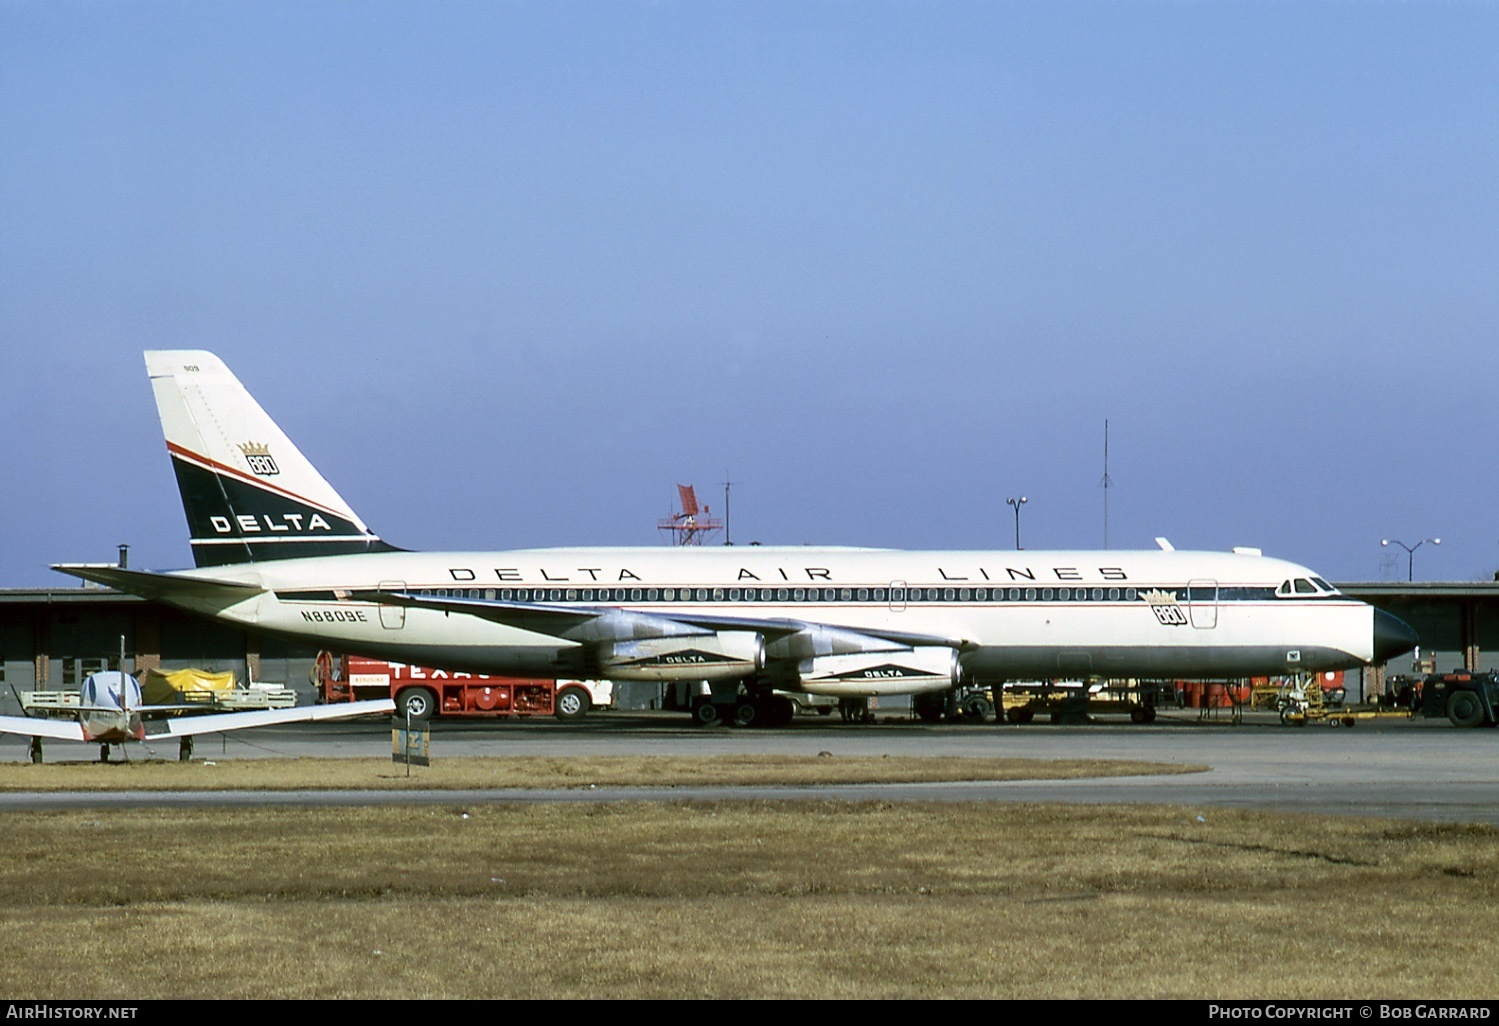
[657,484,724,546]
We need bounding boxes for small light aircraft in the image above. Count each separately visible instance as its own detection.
[0,670,393,763]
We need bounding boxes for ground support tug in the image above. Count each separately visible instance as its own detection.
[313,652,612,722]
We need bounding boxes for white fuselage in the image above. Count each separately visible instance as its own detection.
[163,545,1383,693]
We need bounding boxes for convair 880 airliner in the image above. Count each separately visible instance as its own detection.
[55,351,1417,725]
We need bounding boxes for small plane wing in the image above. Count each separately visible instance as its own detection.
[369,590,973,653]
[0,715,88,742]
[144,698,396,737]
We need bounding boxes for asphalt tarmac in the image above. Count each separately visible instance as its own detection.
[3,708,1495,824]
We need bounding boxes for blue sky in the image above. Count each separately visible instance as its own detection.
[3,1,1496,586]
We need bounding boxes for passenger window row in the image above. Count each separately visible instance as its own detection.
[415,585,1163,604]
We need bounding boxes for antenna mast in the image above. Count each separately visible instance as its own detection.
[723,476,733,545]
[1100,419,1112,549]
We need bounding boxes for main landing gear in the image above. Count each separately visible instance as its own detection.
[690,691,795,728]
[838,697,874,723]
[731,694,795,728]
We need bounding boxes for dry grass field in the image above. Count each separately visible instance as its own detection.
[0,804,1493,1002]
[0,757,1496,999]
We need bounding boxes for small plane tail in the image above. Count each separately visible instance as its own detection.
[144,351,398,567]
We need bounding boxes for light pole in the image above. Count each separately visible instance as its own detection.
[1006,496,1027,551]
[1382,537,1440,582]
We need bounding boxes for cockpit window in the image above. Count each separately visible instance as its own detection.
[1277,580,1292,596]
[1293,578,1317,594]
[1311,577,1337,593]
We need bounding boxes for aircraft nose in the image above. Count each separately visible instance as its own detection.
[1372,608,1419,663]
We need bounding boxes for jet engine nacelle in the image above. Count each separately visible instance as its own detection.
[796,647,960,697]
[596,631,764,682]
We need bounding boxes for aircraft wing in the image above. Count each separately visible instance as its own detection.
[370,590,973,653]
[143,699,396,737]
[0,715,88,741]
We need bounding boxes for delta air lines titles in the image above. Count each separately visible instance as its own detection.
[440,563,1136,585]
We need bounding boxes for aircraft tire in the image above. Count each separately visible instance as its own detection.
[838,698,872,723]
[553,686,591,722]
[397,687,438,722]
[692,701,722,727]
[769,696,795,727]
[733,701,760,728]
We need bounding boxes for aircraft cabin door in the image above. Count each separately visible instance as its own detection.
[378,580,407,629]
[1187,579,1218,629]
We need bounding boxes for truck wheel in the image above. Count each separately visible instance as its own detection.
[1446,690,1486,729]
[554,686,591,722]
[396,687,438,722]
[961,696,993,723]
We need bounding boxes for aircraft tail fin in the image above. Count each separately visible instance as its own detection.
[144,351,398,567]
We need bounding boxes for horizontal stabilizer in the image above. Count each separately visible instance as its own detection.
[0,715,88,742]
[51,564,262,602]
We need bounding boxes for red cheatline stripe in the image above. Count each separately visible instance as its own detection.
[191,536,375,546]
[165,441,358,523]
